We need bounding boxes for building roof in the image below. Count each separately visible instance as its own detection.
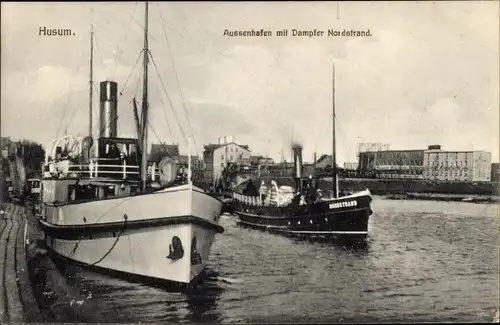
[359,149,425,154]
[151,143,179,157]
[0,137,10,150]
[424,149,491,154]
[178,155,199,163]
[203,142,250,153]
[316,154,331,164]
[150,143,179,163]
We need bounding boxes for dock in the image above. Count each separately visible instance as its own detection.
[0,202,106,323]
[0,203,40,323]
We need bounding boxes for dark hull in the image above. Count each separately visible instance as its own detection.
[233,192,372,242]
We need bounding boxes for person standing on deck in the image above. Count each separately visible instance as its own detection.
[107,143,121,160]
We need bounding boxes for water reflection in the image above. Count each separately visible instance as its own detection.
[34,248,226,323]
[25,199,499,323]
[184,270,224,323]
[290,235,372,253]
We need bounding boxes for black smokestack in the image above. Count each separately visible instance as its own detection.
[99,81,118,138]
[292,144,303,178]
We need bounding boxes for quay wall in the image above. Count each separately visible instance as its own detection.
[318,178,500,196]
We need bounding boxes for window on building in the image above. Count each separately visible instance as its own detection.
[235,148,238,153]
[221,154,224,160]
[221,163,224,167]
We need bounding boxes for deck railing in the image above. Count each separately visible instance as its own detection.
[43,158,165,181]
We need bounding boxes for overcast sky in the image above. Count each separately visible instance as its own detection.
[1,1,498,163]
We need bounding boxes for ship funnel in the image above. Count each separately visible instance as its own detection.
[292,144,303,178]
[99,81,118,138]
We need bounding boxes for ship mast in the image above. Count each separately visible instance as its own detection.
[141,1,149,192]
[89,24,94,138]
[332,64,338,198]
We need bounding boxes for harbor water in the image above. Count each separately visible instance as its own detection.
[23,198,500,323]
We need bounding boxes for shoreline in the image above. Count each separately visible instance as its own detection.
[380,192,499,204]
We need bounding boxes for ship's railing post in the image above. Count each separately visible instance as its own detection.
[122,160,127,179]
[152,162,156,181]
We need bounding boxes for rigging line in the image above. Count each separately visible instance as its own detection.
[89,215,128,266]
[55,95,71,138]
[91,82,101,138]
[65,84,88,134]
[128,235,135,272]
[54,62,86,138]
[313,115,332,155]
[111,2,138,80]
[156,2,196,149]
[119,50,143,97]
[92,32,111,81]
[334,116,354,162]
[148,51,189,145]
[52,193,137,260]
[91,64,141,140]
[134,62,143,99]
[152,76,174,141]
[152,5,231,60]
[65,100,82,132]
[55,76,79,138]
[128,14,158,43]
[90,194,137,225]
[93,50,143,138]
[147,119,176,159]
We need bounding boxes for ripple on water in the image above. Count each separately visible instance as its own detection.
[32,199,500,323]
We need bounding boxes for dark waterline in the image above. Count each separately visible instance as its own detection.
[30,198,500,323]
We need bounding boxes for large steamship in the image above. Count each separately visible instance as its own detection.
[226,66,373,242]
[38,2,224,285]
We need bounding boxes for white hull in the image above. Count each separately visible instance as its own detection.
[40,183,224,284]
